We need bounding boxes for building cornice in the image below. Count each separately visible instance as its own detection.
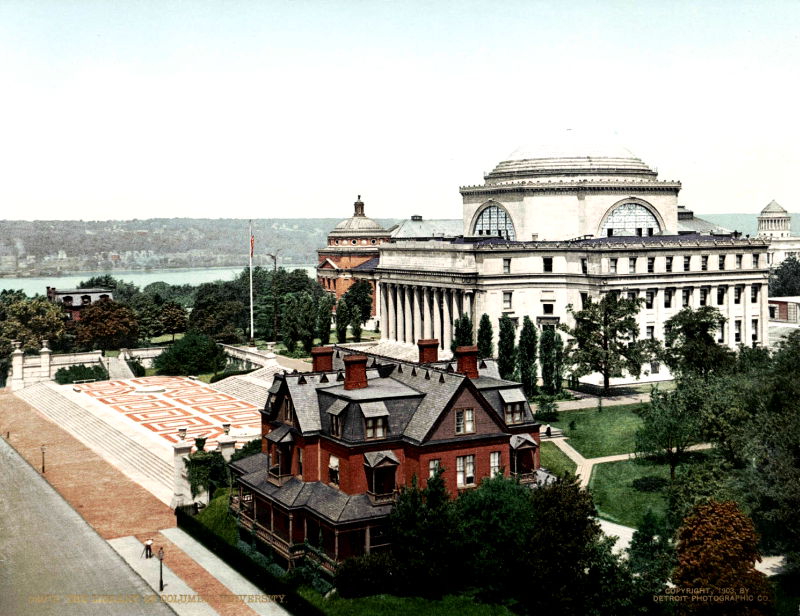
[459,179,682,196]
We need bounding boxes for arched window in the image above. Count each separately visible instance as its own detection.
[473,205,516,240]
[601,203,661,237]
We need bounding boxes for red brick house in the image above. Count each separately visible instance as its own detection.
[46,286,114,321]
[229,340,546,570]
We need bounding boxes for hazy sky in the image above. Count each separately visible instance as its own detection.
[1,1,798,221]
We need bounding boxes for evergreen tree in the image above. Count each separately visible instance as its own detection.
[297,292,318,353]
[341,280,373,326]
[350,305,363,342]
[769,254,800,297]
[540,326,556,394]
[335,298,350,343]
[450,315,474,352]
[498,315,517,380]
[518,316,538,397]
[316,293,335,346]
[552,329,565,394]
[281,294,300,352]
[477,313,494,358]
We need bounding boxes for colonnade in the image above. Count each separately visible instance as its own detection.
[379,283,474,350]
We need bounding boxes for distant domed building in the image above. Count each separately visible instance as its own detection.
[758,200,792,239]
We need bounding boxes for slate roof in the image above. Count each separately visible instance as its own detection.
[352,256,380,271]
[239,473,393,523]
[229,452,269,475]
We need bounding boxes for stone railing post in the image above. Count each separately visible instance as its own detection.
[39,340,52,382]
[171,430,194,509]
[10,341,24,391]
[216,423,236,461]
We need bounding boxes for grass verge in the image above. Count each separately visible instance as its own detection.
[549,403,646,458]
[589,458,670,528]
[539,441,577,477]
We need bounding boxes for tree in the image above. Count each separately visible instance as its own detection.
[154,331,227,376]
[663,307,735,378]
[477,313,493,359]
[540,326,565,395]
[75,299,139,351]
[160,301,188,342]
[518,316,538,397]
[78,275,140,304]
[350,305,363,342]
[335,298,350,344]
[450,315,474,352]
[627,509,675,598]
[316,293,335,345]
[634,385,703,480]
[281,294,300,352]
[296,292,318,353]
[341,280,372,326]
[497,315,516,379]
[673,501,772,615]
[562,293,649,394]
[128,295,163,342]
[769,254,800,297]
[0,295,66,357]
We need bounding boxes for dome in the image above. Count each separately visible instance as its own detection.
[485,129,656,183]
[760,200,788,215]
[330,196,388,236]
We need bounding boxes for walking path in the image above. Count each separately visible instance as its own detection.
[107,355,136,379]
[555,389,653,411]
[0,391,289,616]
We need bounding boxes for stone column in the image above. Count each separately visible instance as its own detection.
[396,286,406,344]
[39,340,52,383]
[216,424,236,461]
[442,289,452,351]
[726,285,736,347]
[404,285,413,344]
[10,341,24,391]
[453,290,462,322]
[433,288,442,345]
[423,287,433,339]
[464,291,473,323]
[379,283,388,341]
[171,435,195,508]
[387,284,396,342]
[412,287,422,345]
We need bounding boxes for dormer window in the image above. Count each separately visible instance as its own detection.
[365,417,387,439]
[282,397,294,423]
[455,409,474,434]
[327,399,347,438]
[331,414,342,438]
[505,402,523,424]
[499,389,527,424]
[361,401,389,439]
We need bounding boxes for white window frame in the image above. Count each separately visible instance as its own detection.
[428,458,441,478]
[490,452,501,476]
[455,409,475,434]
[456,454,475,487]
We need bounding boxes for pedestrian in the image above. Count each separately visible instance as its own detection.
[545,425,552,437]
[145,538,153,559]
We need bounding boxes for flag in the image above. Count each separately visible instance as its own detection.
[250,233,254,258]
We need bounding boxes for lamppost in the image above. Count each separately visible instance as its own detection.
[158,547,164,591]
[40,444,46,473]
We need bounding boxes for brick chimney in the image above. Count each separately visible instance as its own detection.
[311,346,335,372]
[343,355,369,390]
[455,346,479,380]
[417,339,439,364]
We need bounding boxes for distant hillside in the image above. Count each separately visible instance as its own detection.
[701,213,800,237]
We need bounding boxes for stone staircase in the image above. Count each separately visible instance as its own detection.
[15,382,173,503]
[210,377,270,408]
[106,355,135,379]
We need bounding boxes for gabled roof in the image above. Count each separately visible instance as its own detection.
[364,450,400,468]
[352,256,380,271]
[317,258,339,270]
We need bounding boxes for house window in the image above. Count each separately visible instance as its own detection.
[666,256,673,273]
[645,291,654,309]
[664,289,673,309]
[717,287,726,305]
[700,288,708,306]
[328,456,340,485]
[734,287,742,305]
[298,449,303,476]
[543,303,554,315]
[543,257,553,273]
[580,292,589,308]
[490,452,501,476]
[647,257,655,273]
[581,258,588,274]
[627,290,638,301]
[736,254,743,269]
[684,256,691,272]
[629,257,637,273]
[610,258,618,274]
[330,414,342,438]
[505,403,523,424]
[365,417,387,439]
[456,455,475,487]
[428,459,441,478]
[718,255,726,270]
[682,288,691,307]
[455,409,475,434]
[503,292,513,310]
[646,325,655,339]
[735,320,742,343]
[751,285,759,303]
[752,253,760,268]
[503,258,511,274]
[718,320,725,344]
[752,319,759,342]
[701,256,708,271]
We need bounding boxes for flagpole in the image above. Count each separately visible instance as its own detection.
[249,220,255,347]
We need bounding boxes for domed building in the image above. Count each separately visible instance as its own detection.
[758,200,792,239]
[368,140,771,382]
[317,196,392,318]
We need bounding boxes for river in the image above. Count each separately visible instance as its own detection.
[0,265,316,296]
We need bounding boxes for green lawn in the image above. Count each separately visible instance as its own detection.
[299,589,514,616]
[539,441,577,477]
[550,403,646,458]
[150,333,184,344]
[589,458,674,527]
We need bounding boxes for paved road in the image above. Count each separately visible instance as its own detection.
[0,437,175,616]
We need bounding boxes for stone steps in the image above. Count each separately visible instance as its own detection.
[210,377,269,408]
[15,383,173,492]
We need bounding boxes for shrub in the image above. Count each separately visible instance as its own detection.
[54,364,109,385]
[535,396,559,422]
[231,439,262,462]
[126,358,146,377]
[154,331,227,376]
[334,552,400,598]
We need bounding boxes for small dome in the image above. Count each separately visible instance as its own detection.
[330,196,387,235]
[760,200,788,215]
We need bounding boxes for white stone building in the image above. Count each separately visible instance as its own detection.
[757,200,800,266]
[374,142,770,383]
